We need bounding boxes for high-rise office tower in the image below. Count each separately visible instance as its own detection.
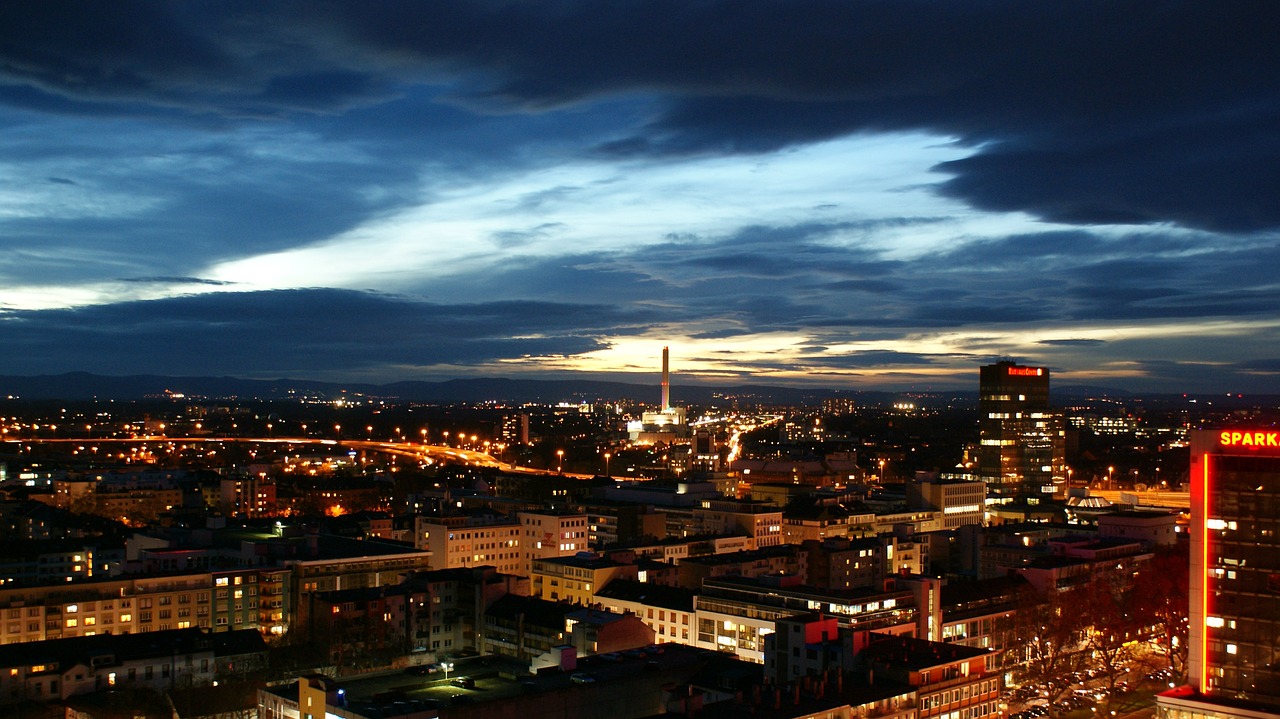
[977,361,1065,502]
[1158,429,1280,719]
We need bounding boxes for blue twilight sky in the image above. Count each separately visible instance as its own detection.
[1,1,1279,393]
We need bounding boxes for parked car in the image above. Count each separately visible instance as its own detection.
[453,677,476,689]
[570,672,597,684]
[405,663,441,676]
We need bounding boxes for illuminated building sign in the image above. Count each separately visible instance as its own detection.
[1218,430,1280,450]
[1191,429,1280,700]
[1006,367,1044,377]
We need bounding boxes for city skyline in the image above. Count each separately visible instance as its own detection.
[2,3,1278,393]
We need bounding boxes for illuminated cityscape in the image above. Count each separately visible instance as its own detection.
[0,358,1274,718]
[1,3,1277,719]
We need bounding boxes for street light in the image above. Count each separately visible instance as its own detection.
[604,452,611,478]
[442,661,454,681]
[557,449,564,474]
[1108,465,1115,491]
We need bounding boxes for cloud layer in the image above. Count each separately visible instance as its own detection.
[1,2,1278,392]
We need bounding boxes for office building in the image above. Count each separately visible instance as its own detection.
[977,362,1066,502]
[1158,429,1280,719]
[519,509,589,576]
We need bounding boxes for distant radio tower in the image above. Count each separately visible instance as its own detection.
[661,346,670,410]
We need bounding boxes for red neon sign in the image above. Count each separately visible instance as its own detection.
[1218,430,1280,449]
[1006,367,1043,377]
[1199,453,1210,695]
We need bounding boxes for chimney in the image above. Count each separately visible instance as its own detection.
[661,346,670,410]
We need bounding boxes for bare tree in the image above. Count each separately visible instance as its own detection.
[1130,545,1189,682]
[1081,567,1148,714]
[1012,583,1092,719]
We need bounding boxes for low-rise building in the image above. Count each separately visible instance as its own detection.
[0,628,265,705]
[694,575,919,664]
[783,501,877,543]
[519,510,590,576]
[1096,509,1179,548]
[416,514,523,575]
[531,554,637,605]
[594,578,696,645]
[908,477,985,530]
[860,633,1002,719]
[483,593,578,662]
[565,607,654,655]
[677,544,806,590]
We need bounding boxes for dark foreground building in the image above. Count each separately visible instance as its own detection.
[1158,429,1280,719]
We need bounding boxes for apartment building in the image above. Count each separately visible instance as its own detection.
[594,578,696,645]
[416,515,523,576]
[518,510,589,576]
[530,554,636,605]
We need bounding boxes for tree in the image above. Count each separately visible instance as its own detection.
[1012,583,1092,718]
[1130,544,1190,682]
[1081,567,1149,713]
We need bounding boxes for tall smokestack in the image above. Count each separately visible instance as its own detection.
[661,346,670,410]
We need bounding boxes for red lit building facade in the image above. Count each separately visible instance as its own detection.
[1158,429,1280,719]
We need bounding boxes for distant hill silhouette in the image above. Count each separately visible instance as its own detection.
[0,372,1267,409]
[0,371,944,406]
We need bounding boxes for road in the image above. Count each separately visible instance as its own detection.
[2,435,594,478]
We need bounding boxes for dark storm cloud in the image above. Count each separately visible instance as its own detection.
[2,2,1276,233]
[1119,359,1263,392]
[418,220,1280,340]
[1235,358,1280,373]
[798,350,943,369]
[0,289,645,376]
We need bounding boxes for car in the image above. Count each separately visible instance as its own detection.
[570,672,597,684]
[623,649,647,659]
[452,677,475,689]
[599,652,622,662]
[644,645,665,655]
[405,663,440,675]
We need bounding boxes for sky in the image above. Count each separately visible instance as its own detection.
[1,1,1279,394]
